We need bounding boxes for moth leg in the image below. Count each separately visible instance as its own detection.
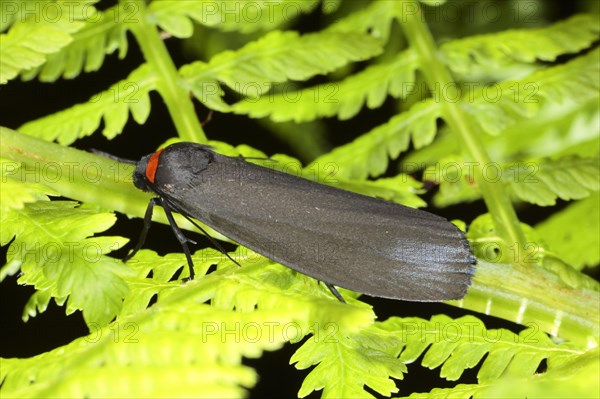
[124,197,159,263]
[322,282,346,303]
[177,212,241,268]
[201,110,213,127]
[161,199,197,280]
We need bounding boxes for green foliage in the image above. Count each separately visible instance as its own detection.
[1,299,302,397]
[22,3,130,82]
[0,177,128,324]
[1,0,598,398]
[232,49,420,121]
[535,194,600,271]
[0,174,130,326]
[479,348,599,399]
[415,347,600,399]
[442,13,600,80]
[325,0,403,41]
[149,0,321,35]
[0,1,97,83]
[19,64,154,143]
[468,47,600,136]
[311,100,441,179]
[391,314,582,381]
[180,30,383,110]
[423,154,600,207]
[292,323,407,398]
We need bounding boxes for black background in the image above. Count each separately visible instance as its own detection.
[1,1,596,398]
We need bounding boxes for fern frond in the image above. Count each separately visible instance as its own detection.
[232,49,419,121]
[233,12,600,124]
[309,100,440,179]
[122,245,374,333]
[385,314,583,382]
[291,323,407,398]
[428,155,599,207]
[469,47,600,135]
[404,383,483,399]
[399,33,599,169]
[406,358,598,399]
[507,156,599,206]
[230,1,420,122]
[149,0,320,37]
[306,28,597,181]
[119,248,227,318]
[442,14,600,80]
[19,64,155,144]
[326,0,403,42]
[404,96,599,170]
[180,30,383,109]
[257,118,331,162]
[536,194,600,270]
[498,100,600,159]
[22,4,130,81]
[0,1,94,84]
[0,165,56,282]
[3,4,598,397]
[0,162,56,221]
[480,348,599,399]
[1,199,129,326]
[75,247,376,398]
[207,256,374,330]
[0,302,303,398]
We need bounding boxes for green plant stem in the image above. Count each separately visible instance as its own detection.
[124,0,206,143]
[452,260,599,346]
[3,127,597,344]
[0,127,229,242]
[400,0,527,257]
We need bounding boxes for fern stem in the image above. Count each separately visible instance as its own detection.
[124,0,206,143]
[3,127,597,344]
[0,127,228,242]
[452,260,599,346]
[399,0,527,257]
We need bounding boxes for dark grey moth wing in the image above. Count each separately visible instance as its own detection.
[151,143,475,301]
